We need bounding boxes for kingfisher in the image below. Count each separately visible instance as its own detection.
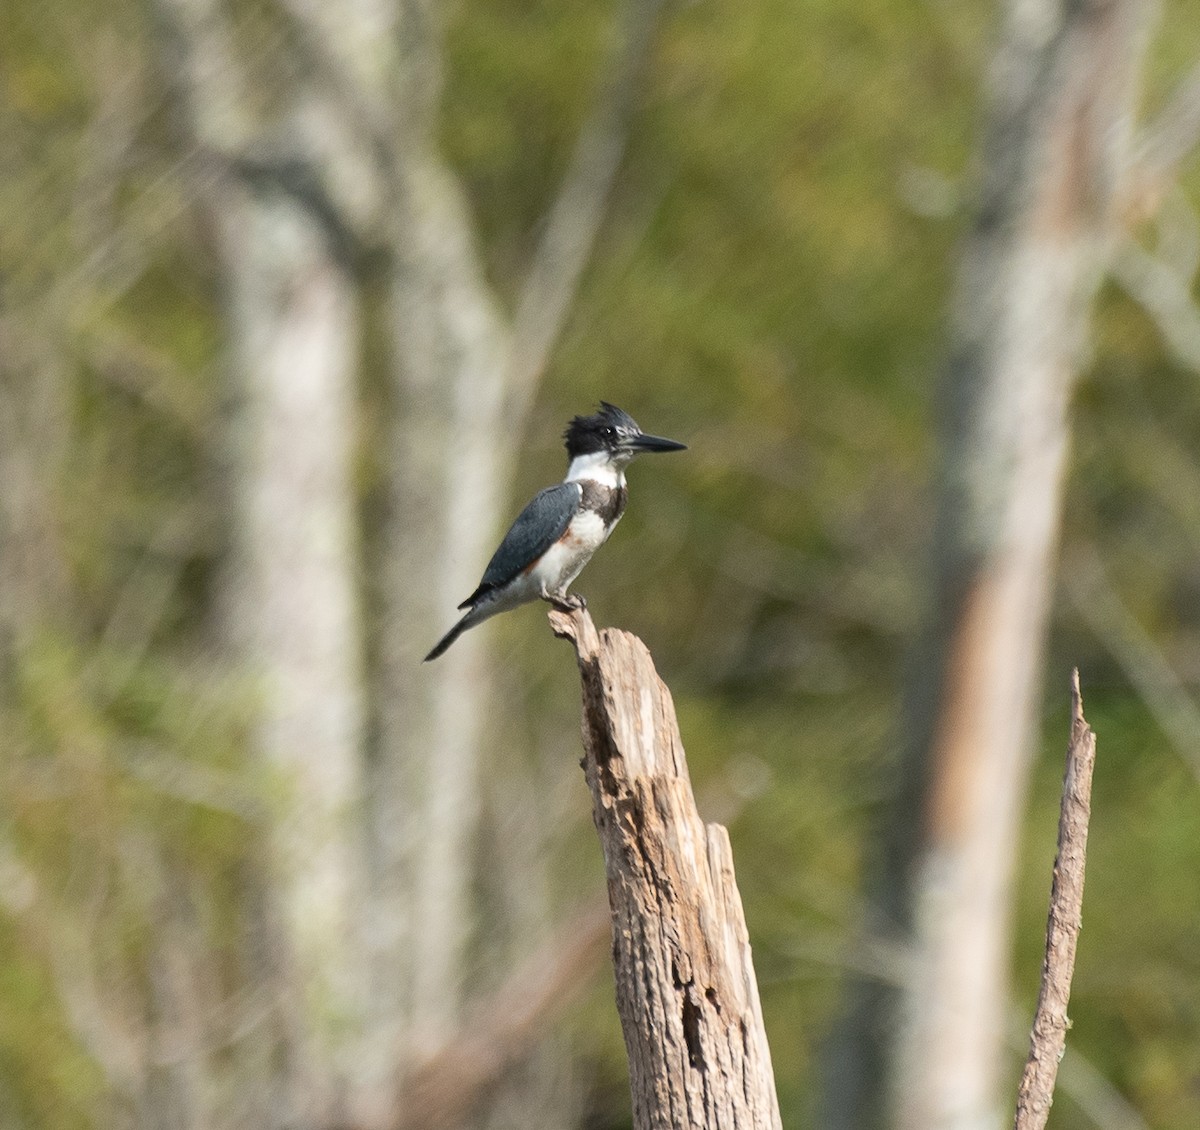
[424,402,686,661]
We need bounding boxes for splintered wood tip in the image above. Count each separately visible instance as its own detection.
[548,605,600,660]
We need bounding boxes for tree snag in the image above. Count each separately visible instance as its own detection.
[828,3,1149,1126]
[1014,669,1098,1130]
[550,607,782,1130]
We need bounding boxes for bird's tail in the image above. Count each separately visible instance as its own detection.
[424,613,472,662]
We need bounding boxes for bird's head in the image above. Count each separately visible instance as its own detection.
[563,402,686,477]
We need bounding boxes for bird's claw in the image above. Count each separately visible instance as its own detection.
[547,593,586,613]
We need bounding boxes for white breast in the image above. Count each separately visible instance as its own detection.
[528,508,612,595]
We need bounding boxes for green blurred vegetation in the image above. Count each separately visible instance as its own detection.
[3,0,1200,1126]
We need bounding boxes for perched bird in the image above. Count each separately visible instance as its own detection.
[424,402,686,661]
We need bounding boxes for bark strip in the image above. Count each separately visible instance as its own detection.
[550,607,781,1130]
[1013,669,1098,1130]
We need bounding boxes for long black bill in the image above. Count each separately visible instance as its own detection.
[627,432,687,454]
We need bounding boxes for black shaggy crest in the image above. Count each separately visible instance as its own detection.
[563,401,640,457]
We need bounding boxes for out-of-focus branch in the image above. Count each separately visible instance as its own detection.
[153,0,251,151]
[134,835,212,1127]
[1054,1043,1152,1130]
[505,0,667,411]
[1112,235,1200,371]
[393,903,609,1130]
[1148,184,1200,282]
[271,0,398,145]
[269,0,418,250]
[89,515,196,705]
[84,326,212,435]
[120,744,266,822]
[0,839,146,1099]
[1014,670,1098,1130]
[0,344,70,650]
[158,0,381,262]
[1126,59,1200,213]
[1064,547,1200,784]
[1144,59,1200,171]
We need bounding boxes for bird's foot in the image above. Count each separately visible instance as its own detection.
[546,592,586,613]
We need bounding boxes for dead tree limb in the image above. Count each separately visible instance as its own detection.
[550,607,782,1130]
[825,3,1148,1126]
[1014,669,1098,1130]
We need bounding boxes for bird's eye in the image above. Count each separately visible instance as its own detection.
[604,426,617,440]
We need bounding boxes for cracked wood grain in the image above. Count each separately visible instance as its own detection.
[550,607,781,1130]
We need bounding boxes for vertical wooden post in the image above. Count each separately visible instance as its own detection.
[551,608,782,1130]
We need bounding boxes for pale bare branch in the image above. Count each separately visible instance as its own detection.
[1150,184,1200,282]
[120,744,266,822]
[506,0,667,410]
[83,326,214,434]
[270,0,398,140]
[154,0,252,149]
[394,903,609,1130]
[0,839,147,1098]
[1055,1045,1152,1130]
[1065,546,1200,784]
[1112,235,1200,371]
[1132,59,1200,194]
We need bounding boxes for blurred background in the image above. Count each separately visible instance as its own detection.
[3,0,1200,1127]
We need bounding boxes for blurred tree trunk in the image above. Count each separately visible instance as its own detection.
[367,2,663,1116]
[826,1,1150,1128]
[214,196,367,1121]
[372,155,512,1051]
[156,0,368,1121]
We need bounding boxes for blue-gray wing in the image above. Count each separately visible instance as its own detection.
[459,482,582,607]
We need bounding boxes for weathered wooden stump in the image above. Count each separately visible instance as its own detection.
[551,607,781,1130]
